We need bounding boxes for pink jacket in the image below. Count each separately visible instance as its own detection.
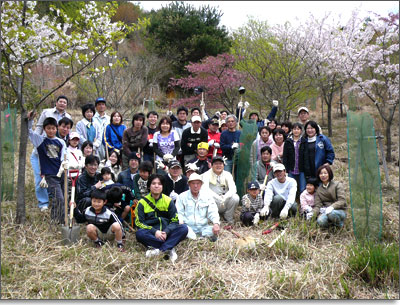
[299,190,315,213]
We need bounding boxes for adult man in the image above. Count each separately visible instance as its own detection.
[207,118,222,160]
[176,173,220,241]
[220,115,241,173]
[297,106,322,134]
[201,156,239,228]
[117,152,140,191]
[93,97,110,158]
[162,160,189,203]
[171,106,191,139]
[261,163,297,219]
[143,111,159,165]
[76,155,101,212]
[31,95,72,211]
[187,142,211,175]
[181,115,208,165]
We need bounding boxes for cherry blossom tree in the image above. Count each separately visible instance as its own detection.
[337,12,399,161]
[170,53,247,113]
[0,1,145,223]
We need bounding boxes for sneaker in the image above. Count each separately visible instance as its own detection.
[40,206,48,212]
[186,226,197,240]
[169,248,178,263]
[117,243,125,252]
[146,248,161,258]
[208,235,218,242]
[94,240,105,248]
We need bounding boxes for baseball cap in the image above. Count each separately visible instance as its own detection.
[273,163,285,172]
[69,131,80,140]
[168,159,181,169]
[188,173,203,183]
[95,97,106,105]
[191,115,202,123]
[297,107,309,115]
[209,118,219,125]
[197,142,209,151]
[212,156,225,164]
[247,181,259,190]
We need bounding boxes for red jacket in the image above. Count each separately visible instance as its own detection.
[207,130,222,159]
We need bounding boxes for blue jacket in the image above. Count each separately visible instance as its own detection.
[300,134,335,178]
[103,124,126,151]
[117,168,138,191]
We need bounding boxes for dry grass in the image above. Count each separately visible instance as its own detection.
[1,104,399,299]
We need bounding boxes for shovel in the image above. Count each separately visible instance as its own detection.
[61,169,80,245]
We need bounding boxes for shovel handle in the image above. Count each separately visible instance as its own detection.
[262,222,279,235]
[69,186,76,228]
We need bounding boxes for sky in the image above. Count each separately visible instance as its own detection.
[137,1,399,31]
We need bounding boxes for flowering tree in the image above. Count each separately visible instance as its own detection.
[170,53,247,113]
[0,1,145,223]
[337,12,399,161]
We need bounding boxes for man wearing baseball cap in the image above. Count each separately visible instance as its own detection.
[297,106,322,134]
[162,159,189,203]
[180,115,208,165]
[207,118,222,160]
[261,163,298,219]
[176,173,220,241]
[94,97,110,158]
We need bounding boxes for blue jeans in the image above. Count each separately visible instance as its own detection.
[224,159,233,174]
[45,175,64,223]
[30,151,49,208]
[136,224,188,252]
[317,210,346,228]
[288,172,306,194]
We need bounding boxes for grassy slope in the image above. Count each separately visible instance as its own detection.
[0,105,399,299]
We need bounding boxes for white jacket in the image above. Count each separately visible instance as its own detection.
[176,190,220,227]
[201,168,237,202]
[76,118,103,149]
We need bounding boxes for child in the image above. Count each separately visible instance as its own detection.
[81,141,94,158]
[66,132,84,171]
[187,142,211,174]
[133,161,154,202]
[300,177,318,220]
[105,185,133,223]
[76,103,102,158]
[28,111,67,223]
[72,189,125,251]
[100,167,115,187]
[240,181,269,226]
[271,128,286,164]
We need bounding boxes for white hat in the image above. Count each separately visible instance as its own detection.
[188,173,203,183]
[297,107,309,115]
[69,132,80,140]
[191,115,202,122]
[273,163,285,172]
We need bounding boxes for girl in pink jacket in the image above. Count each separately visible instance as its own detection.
[300,177,318,220]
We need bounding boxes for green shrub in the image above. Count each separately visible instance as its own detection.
[346,242,399,288]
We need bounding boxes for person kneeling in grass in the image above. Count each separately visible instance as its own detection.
[240,181,270,226]
[176,173,220,241]
[71,189,125,252]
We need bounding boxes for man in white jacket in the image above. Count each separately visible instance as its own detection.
[261,163,298,219]
[176,173,220,241]
[201,156,239,229]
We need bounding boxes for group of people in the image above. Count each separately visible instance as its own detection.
[27,95,347,259]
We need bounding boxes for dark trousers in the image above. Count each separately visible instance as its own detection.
[45,174,64,223]
[270,195,297,218]
[135,224,188,252]
[240,211,269,226]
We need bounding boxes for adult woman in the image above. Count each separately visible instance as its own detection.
[270,128,286,164]
[283,123,306,193]
[99,149,122,180]
[134,174,188,262]
[122,113,148,170]
[76,103,102,157]
[281,121,292,137]
[81,141,94,158]
[300,121,335,180]
[255,146,274,188]
[312,164,347,228]
[103,111,126,155]
[153,116,180,164]
[266,118,278,140]
[250,126,273,166]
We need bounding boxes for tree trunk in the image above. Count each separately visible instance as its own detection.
[339,84,344,117]
[321,98,325,126]
[327,101,332,137]
[385,121,392,162]
[0,103,2,204]
[16,109,28,224]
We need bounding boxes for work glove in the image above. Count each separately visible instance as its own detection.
[186,162,199,172]
[213,142,220,149]
[148,139,153,147]
[231,143,239,150]
[208,139,215,146]
[169,191,178,202]
[319,207,327,215]
[243,197,251,209]
[259,184,266,191]
[237,101,243,108]
[304,205,313,213]
[215,111,221,118]
[56,165,64,178]
[166,110,172,116]
[279,207,289,219]
[260,205,270,217]
[272,100,279,107]
[61,160,69,170]
[222,156,228,166]
[325,206,334,215]
[306,211,313,220]
[200,100,205,108]
[39,176,48,188]
[163,154,173,162]
[156,160,167,171]
[244,101,250,109]
[253,213,260,225]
